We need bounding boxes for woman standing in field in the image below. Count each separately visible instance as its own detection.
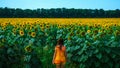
[52,38,67,68]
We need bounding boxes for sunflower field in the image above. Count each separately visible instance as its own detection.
[0,18,120,68]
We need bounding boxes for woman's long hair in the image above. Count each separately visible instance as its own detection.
[57,38,64,50]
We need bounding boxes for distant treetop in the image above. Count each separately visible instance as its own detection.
[0,7,120,18]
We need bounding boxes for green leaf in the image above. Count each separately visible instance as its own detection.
[78,45,87,55]
[108,62,113,68]
[104,55,109,63]
[56,34,62,39]
[96,53,102,60]
[79,63,85,68]
[95,62,100,67]
[67,53,72,58]
[74,45,80,50]
[79,55,88,62]
[94,49,99,54]
[105,48,111,54]
[115,63,120,68]
[111,54,116,59]
[7,48,13,54]
[0,35,4,39]
[111,47,120,56]
[92,40,100,46]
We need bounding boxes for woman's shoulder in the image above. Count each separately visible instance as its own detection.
[56,45,65,47]
[62,45,66,47]
[62,45,66,49]
[55,45,60,47]
[55,45,66,49]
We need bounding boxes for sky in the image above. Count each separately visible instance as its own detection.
[0,0,120,10]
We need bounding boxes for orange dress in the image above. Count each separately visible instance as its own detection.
[54,45,66,64]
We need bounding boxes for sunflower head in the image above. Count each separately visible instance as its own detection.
[2,26,6,30]
[76,30,80,35]
[31,32,36,37]
[40,24,43,27]
[58,24,62,28]
[98,30,102,33]
[46,25,50,28]
[94,30,98,35]
[87,30,91,34]
[25,45,32,52]
[41,27,44,31]
[114,30,120,36]
[19,30,24,36]
[80,31,86,37]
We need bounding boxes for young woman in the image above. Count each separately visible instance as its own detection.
[52,38,67,68]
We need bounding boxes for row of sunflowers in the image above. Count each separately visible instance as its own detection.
[0,18,120,68]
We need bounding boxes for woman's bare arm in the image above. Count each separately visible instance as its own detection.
[65,49,67,61]
[52,49,56,64]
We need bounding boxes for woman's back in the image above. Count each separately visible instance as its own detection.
[55,45,66,62]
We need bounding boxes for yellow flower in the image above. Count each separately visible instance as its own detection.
[46,24,50,29]
[98,30,102,33]
[87,30,91,33]
[94,30,98,35]
[40,24,43,27]
[58,24,62,28]
[80,31,85,36]
[41,27,44,31]
[30,26,33,30]
[2,26,6,30]
[31,32,36,37]
[19,30,24,36]
[12,28,16,32]
[114,30,120,36]
[25,45,32,52]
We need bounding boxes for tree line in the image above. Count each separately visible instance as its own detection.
[0,7,120,18]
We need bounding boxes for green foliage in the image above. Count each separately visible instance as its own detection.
[0,23,120,68]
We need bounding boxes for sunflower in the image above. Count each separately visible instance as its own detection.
[31,32,36,37]
[93,30,98,35]
[41,27,44,31]
[19,30,24,36]
[40,24,43,27]
[25,45,32,52]
[58,24,62,28]
[46,25,50,29]
[30,26,33,30]
[87,30,91,34]
[22,24,25,28]
[80,31,85,37]
[98,30,102,33]
[114,30,120,36]
[12,28,16,32]
[2,26,6,30]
